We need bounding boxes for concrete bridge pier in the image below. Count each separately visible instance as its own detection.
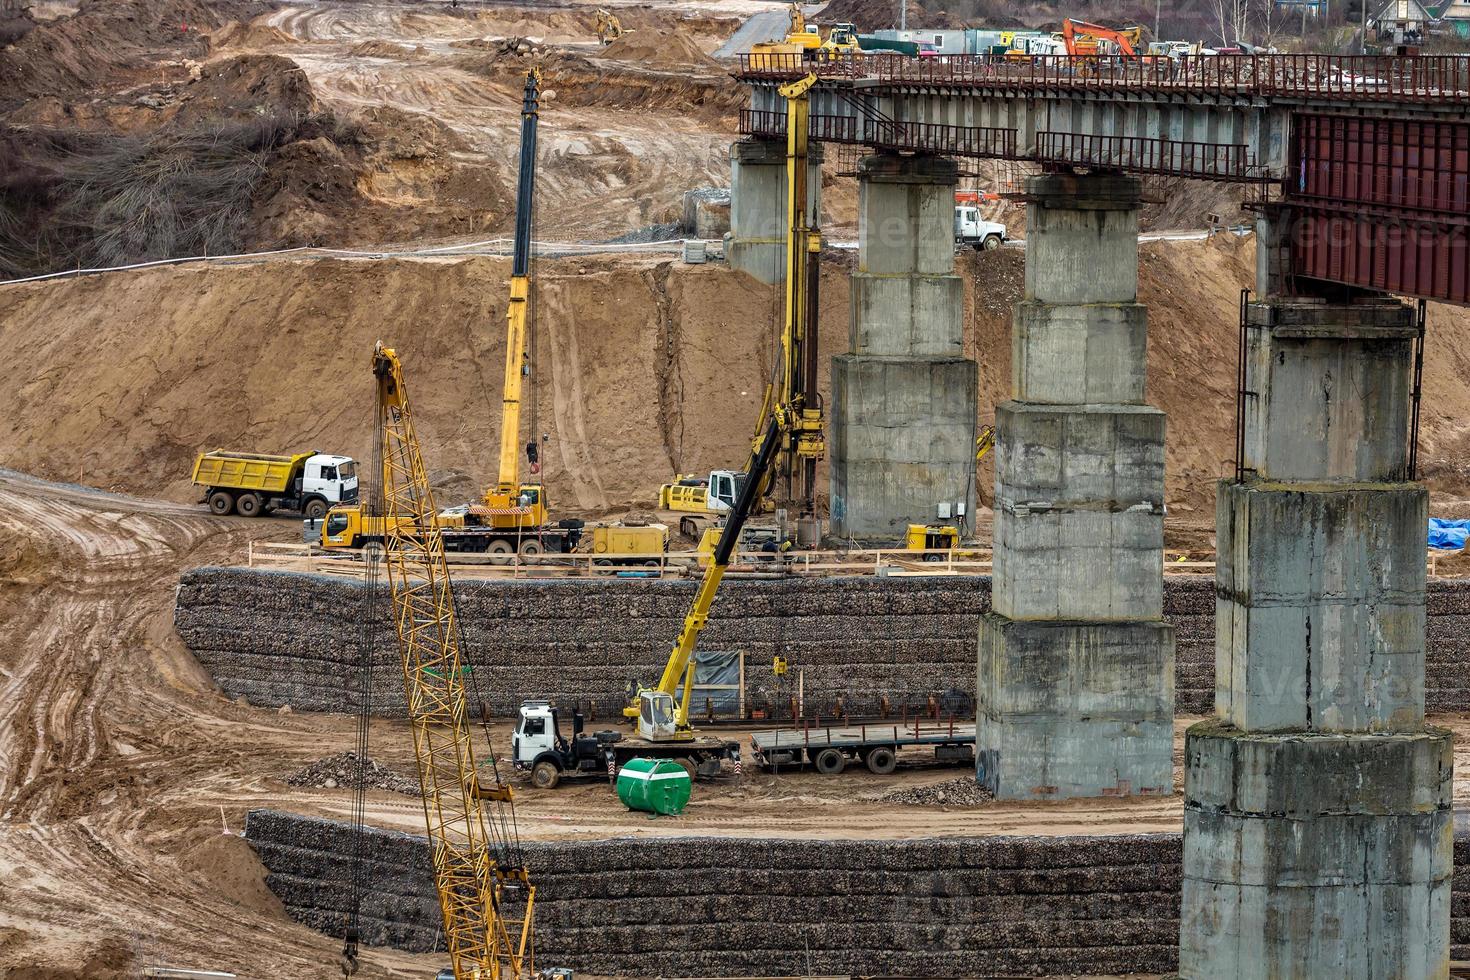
[829,153,977,542]
[724,138,821,284]
[1178,297,1454,977]
[976,172,1174,801]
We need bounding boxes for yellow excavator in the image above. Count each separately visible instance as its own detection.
[748,4,858,66]
[593,8,625,44]
[628,74,823,739]
[349,342,536,979]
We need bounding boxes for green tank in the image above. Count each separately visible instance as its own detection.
[615,758,692,815]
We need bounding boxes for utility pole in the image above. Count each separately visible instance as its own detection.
[899,0,906,31]
[1154,0,1161,40]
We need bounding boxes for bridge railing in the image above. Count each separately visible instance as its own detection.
[1036,132,1260,181]
[735,52,1470,103]
[740,110,1018,159]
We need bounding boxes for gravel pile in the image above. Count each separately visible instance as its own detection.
[880,777,993,807]
[285,752,420,796]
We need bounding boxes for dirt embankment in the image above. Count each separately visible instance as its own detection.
[3,235,1468,528]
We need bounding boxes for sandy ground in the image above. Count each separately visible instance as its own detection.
[1,468,1468,978]
[223,0,748,241]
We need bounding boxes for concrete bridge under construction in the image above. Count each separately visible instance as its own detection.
[726,52,1469,979]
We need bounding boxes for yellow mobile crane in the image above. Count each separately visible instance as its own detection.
[629,74,823,739]
[358,343,535,978]
[321,70,583,561]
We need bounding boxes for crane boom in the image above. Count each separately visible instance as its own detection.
[497,69,541,496]
[630,76,822,736]
[374,342,535,979]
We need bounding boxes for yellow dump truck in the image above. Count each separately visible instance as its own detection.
[192,450,358,520]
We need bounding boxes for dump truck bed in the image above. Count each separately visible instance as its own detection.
[192,450,310,494]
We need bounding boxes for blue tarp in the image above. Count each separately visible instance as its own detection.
[1429,518,1470,551]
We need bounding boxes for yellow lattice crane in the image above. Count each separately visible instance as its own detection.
[372,341,536,979]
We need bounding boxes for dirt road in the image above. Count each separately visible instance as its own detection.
[0,470,431,978]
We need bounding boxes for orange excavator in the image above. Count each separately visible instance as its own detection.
[1061,19,1145,59]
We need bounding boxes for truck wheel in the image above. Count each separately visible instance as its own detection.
[923,552,944,563]
[486,539,514,565]
[304,498,328,521]
[676,757,698,781]
[982,234,1002,251]
[866,746,898,775]
[207,491,234,516]
[814,748,845,775]
[518,539,543,563]
[531,760,561,789]
[235,492,264,518]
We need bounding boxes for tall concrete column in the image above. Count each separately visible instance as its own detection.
[829,153,977,542]
[723,138,820,285]
[1179,297,1453,977]
[976,172,1174,801]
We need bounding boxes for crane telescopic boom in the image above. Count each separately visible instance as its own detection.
[373,343,535,979]
[496,69,541,499]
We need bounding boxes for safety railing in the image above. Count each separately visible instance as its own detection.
[735,52,1470,103]
[737,110,859,143]
[245,541,1235,581]
[1036,132,1261,181]
[865,119,1018,158]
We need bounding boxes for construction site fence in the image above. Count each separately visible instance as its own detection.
[244,540,1239,581]
[247,540,1463,580]
[737,52,1470,103]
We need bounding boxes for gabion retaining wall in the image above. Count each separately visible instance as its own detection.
[244,809,1470,976]
[175,568,1470,719]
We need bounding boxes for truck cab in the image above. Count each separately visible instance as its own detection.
[954,206,1007,251]
[303,454,358,506]
[512,700,623,789]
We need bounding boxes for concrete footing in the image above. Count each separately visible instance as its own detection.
[1180,296,1450,978]
[829,153,976,541]
[723,137,820,284]
[977,171,1174,801]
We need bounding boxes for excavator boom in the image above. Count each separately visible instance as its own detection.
[374,343,534,979]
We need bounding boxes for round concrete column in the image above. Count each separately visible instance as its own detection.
[724,137,821,285]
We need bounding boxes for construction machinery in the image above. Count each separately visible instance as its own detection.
[904,523,960,560]
[321,69,582,561]
[587,521,668,568]
[629,74,824,741]
[593,8,624,44]
[357,342,535,979]
[748,5,855,63]
[1061,19,1145,59]
[192,449,357,520]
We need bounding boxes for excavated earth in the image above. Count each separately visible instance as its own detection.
[3,0,1470,975]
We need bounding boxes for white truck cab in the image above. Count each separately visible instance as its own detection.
[303,454,358,503]
[512,700,558,768]
[954,207,1007,251]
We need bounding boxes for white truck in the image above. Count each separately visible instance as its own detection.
[511,700,740,789]
[955,205,1007,251]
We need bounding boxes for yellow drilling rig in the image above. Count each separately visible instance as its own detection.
[632,74,823,738]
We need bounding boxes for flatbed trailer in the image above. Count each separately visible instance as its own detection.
[749,718,977,775]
